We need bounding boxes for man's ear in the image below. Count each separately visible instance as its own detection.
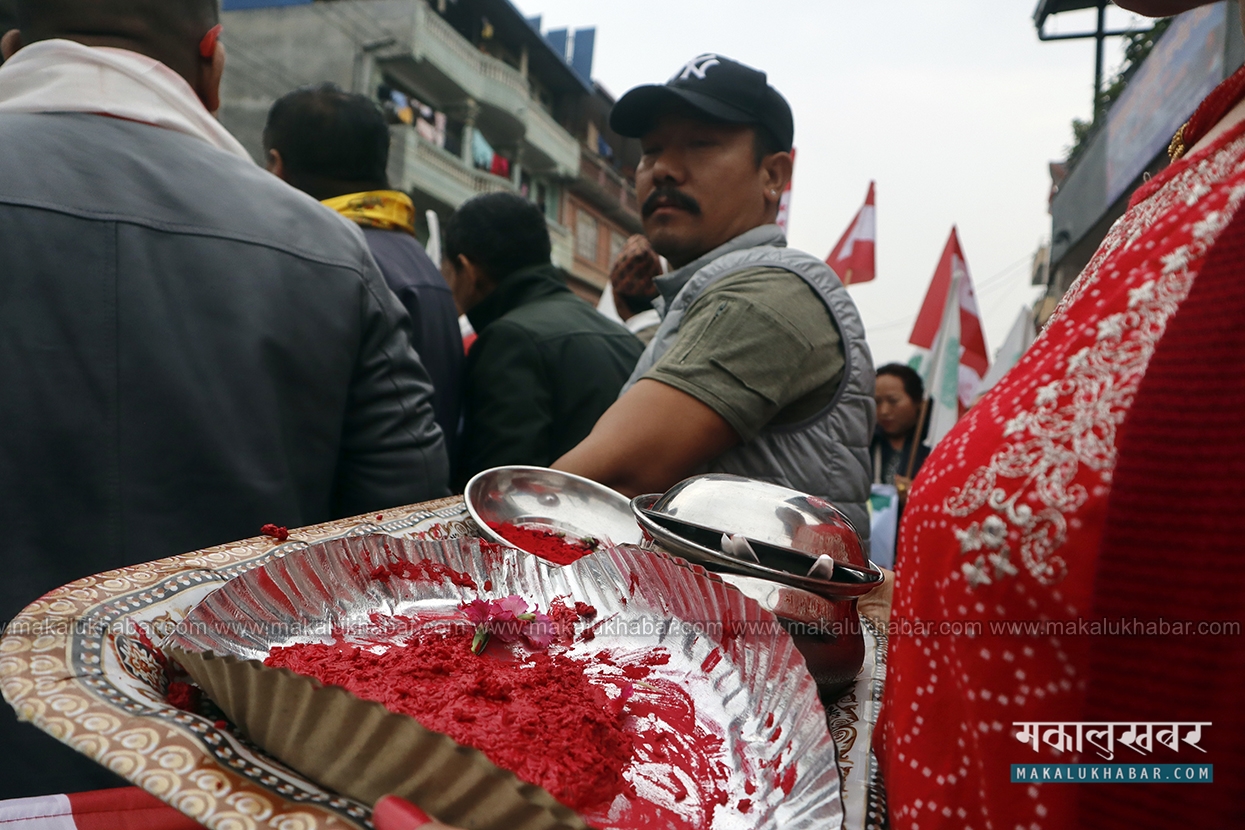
[197,41,225,114]
[266,149,285,178]
[1,29,23,61]
[760,150,794,212]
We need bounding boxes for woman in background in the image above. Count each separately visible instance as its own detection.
[871,363,930,504]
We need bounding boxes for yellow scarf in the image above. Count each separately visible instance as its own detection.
[321,190,416,235]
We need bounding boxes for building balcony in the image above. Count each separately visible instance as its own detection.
[388,126,514,211]
[569,150,642,234]
[381,0,580,179]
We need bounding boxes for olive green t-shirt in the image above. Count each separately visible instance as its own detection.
[643,267,845,441]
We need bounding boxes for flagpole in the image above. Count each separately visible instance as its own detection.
[904,397,930,480]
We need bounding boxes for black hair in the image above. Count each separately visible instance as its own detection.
[16,0,217,82]
[876,363,924,405]
[752,125,785,166]
[444,192,552,282]
[263,83,391,201]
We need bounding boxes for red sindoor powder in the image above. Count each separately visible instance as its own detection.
[487,522,596,565]
[264,628,633,813]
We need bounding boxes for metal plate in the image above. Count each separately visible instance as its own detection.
[465,466,643,549]
[632,494,882,601]
[167,535,843,830]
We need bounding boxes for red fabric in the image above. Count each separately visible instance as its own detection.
[1074,197,1245,828]
[881,106,1245,829]
[825,181,876,285]
[1181,62,1245,152]
[66,788,204,830]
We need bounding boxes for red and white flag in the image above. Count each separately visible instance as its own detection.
[0,788,203,829]
[910,227,989,419]
[775,148,796,234]
[825,181,876,286]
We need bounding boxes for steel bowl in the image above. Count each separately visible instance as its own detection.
[631,474,883,601]
[465,465,643,551]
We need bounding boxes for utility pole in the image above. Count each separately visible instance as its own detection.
[1034,0,1152,124]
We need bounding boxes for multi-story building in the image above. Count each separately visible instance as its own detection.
[219,0,641,301]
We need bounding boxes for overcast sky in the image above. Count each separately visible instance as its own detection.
[512,0,1161,365]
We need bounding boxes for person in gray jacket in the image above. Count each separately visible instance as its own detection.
[0,0,448,797]
[555,54,875,539]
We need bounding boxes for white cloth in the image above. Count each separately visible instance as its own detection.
[0,795,76,830]
[624,308,661,336]
[869,483,899,569]
[0,39,250,160]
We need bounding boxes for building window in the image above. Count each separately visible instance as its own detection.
[609,231,627,267]
[575,209,599,261]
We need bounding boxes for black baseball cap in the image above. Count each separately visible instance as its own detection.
[610,54,793,151]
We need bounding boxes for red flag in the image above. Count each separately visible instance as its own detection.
[825,181,876,286]
[909,227,989,409]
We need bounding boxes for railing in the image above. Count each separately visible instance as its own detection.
[578,151,639,215]
[395,128,514,207]
[413,1,578,176]
[524,104,580,177]
[415,3,530,105]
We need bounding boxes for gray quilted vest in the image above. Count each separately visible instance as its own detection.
[623,225,876,543]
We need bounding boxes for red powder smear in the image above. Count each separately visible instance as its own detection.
[770,725,782,743]
[166,681,199,712]
[487,522,596,565]
[574,602,596,618]
[764,713,774,729]
[369,559,477,590]
[264,628,631,813]
[776,763,797,795]
[583,648,732,830]
[260,523,289,541]
[738,799,752,813]
[483,579,493,592]
[744,780,756,795]
[700,648,722,673]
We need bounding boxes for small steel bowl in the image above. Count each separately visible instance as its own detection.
[465,465,643,551]
[631,474,883,601]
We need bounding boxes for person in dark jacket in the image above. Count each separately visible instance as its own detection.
[263,83,463,450]
[871,363,930,501]
[444,192,644,484]
[0,0,447,797]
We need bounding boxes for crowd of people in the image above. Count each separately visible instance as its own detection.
[0,0,1241,827]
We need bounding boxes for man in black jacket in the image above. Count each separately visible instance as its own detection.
[263,84,463,452]
[0,0,448,796]
[445,193,643,484]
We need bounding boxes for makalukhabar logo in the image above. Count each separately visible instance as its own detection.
[1013,721,1209,761]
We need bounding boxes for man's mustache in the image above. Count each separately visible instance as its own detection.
[642,187,701,218]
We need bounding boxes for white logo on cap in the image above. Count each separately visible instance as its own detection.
[673,54,721,82]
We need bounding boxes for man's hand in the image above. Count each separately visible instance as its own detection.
[610,234,662,319]
[553,379,740,497]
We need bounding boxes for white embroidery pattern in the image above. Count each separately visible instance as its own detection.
[943,141,1245,588]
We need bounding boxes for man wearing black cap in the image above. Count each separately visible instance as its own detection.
[555,54,875,539]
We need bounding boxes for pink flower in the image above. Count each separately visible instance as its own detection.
[523,610,555,648]
[459,595,556,654]
[461,599,491,627]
